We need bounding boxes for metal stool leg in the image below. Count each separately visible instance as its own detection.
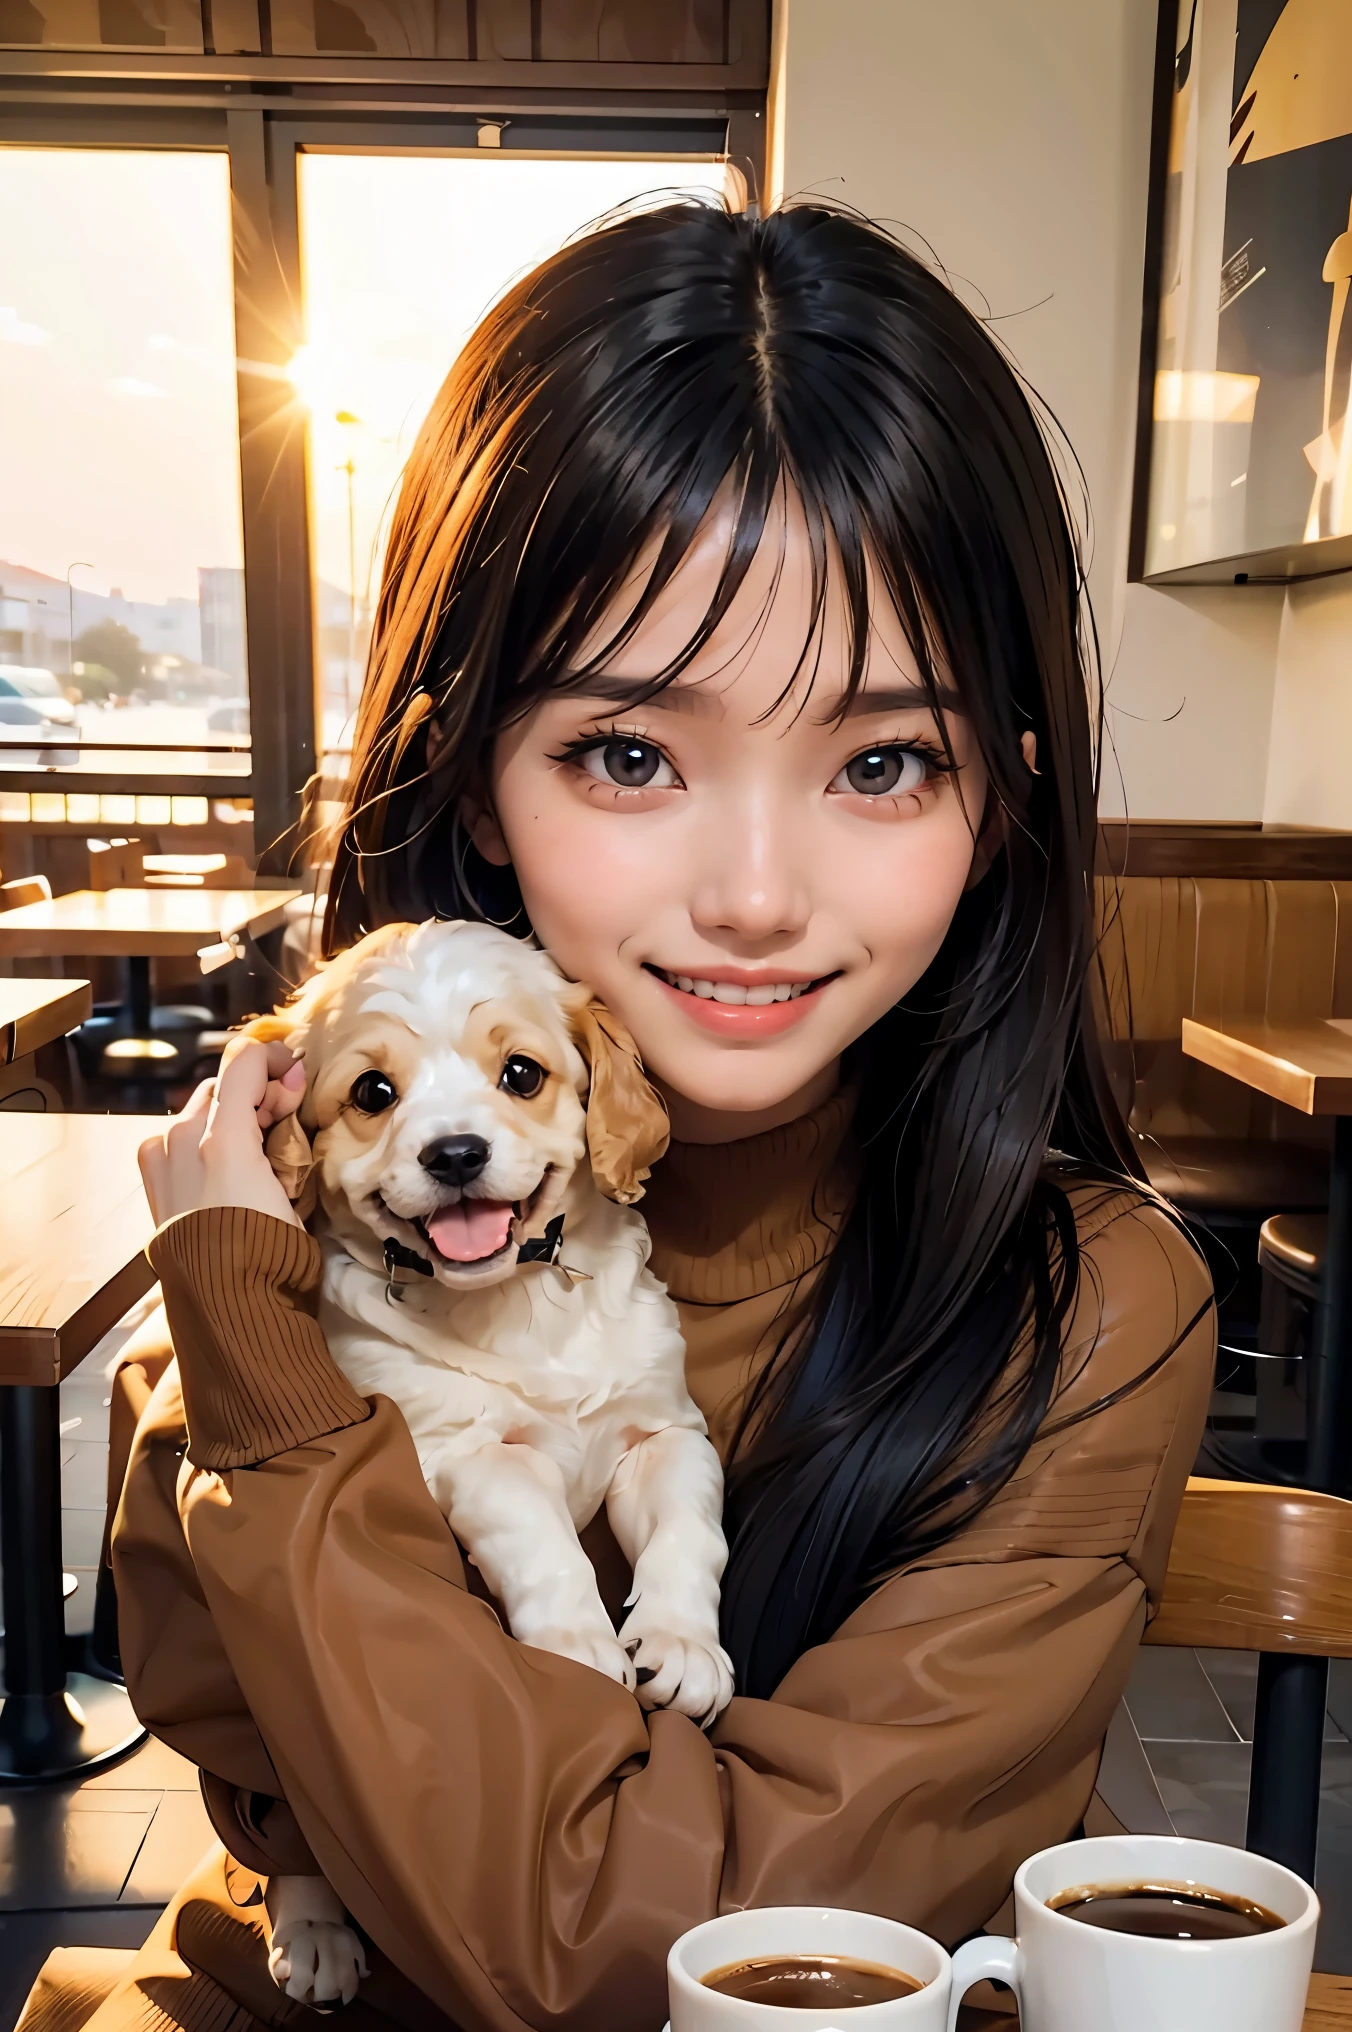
[1309,1115,1352,1496]
[1246,1651,1327,1882]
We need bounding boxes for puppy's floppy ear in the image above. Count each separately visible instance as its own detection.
[237,1005,318,1220]
[565,993,669,1205]
[264,1113,319,1223]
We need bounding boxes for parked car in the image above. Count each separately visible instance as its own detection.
[0,667,79,764]
[206,699,249,736]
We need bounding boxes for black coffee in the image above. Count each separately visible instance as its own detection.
[702,1954,923,2008]
[1049,1881,1285,1941]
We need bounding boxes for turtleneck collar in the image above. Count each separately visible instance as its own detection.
[641,1085,858,1307]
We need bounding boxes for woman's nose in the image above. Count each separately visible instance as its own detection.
[689,793,812,944]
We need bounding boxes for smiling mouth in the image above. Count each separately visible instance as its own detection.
[646,966,837,1004]
[380,1175,551,1270]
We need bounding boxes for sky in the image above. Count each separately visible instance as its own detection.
[0,149,244,606]
[298,154,734,617]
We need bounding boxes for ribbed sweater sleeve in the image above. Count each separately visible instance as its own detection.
[147,1208,370,1472]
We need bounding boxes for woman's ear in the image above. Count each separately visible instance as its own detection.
[563,991,670,1204]
[462,782,512,868]
[964,731,1040,891]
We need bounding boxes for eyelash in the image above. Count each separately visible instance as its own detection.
[548,723,956,797]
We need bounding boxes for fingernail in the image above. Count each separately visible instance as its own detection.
[282,1061,306,1087]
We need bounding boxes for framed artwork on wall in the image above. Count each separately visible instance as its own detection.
[1132,0,1352,585]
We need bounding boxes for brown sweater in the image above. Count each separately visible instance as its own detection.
[113,1092,1214,2032]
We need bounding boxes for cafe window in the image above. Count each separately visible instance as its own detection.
[0,147,249,789]
[296,150,739,760]
[0,1,767,854]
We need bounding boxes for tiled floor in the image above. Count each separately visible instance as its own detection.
[2,1318,1351,2025]
[1122,1645,1352,1975]
[0,1301,215,2032]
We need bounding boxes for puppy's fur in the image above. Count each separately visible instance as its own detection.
[251,920,732,2004]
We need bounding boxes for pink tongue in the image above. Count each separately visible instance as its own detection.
[426,1199,514,1263]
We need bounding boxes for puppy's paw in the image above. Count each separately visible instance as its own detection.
[521,1623,638,1692]
[268,1919,369,2009]
[618,1615,734,1725]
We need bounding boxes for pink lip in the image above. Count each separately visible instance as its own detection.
[650,971,830,1037]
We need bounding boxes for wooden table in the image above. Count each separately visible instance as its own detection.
[1182,1017,1352,1494]
[0,978,92,1065]
[0,977,92,1109]
[0,886,300,1035]
[956,1974,1352,2027]
[0,1113,161,1784]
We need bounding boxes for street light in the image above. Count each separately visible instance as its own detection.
[335,412,362,726]
[65,562,93,680]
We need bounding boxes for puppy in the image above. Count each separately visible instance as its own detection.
[249,919,733,2005]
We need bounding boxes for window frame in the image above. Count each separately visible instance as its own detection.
[0,60,766,868]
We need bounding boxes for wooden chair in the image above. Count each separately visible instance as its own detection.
[1141,1474,1352,1882]
[0,874,52,910]
[86,838,144,890]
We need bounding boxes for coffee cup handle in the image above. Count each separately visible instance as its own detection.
[945,1934,1021,2032]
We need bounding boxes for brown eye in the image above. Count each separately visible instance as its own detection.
[350,1069,398,1113]
[500,1055,546,1099]
[830,746,930,797]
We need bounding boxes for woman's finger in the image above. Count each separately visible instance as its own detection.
[262,1039,301,1081]
[209,1037,273,1133]
[257,1059,306,1131]
[137,1137,168,1224]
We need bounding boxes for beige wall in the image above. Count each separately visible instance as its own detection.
[1264,580,1352,829]
[770,0,1295,821]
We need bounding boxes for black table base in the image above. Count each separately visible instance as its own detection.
[0,1673,145,1783]
[1245,1651,1330,1879]
[0,1382,146,1783]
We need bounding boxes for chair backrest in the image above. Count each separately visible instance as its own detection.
[1096,877,1352,1145]
[1144,1476,1352,1656]
[86,837,144,890]
[0,874,52,911]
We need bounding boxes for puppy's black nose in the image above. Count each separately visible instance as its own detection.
[418,1134,490,1187]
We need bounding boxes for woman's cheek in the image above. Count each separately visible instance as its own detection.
[505,801,661,981]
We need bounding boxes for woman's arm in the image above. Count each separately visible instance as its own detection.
[120,1181,1213,2032]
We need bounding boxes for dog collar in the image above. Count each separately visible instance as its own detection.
[516,1212,565,1266]
[382,1212,581,1304]
[383,1236,434,1293]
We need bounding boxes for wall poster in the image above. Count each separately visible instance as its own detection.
[1142,0,1352,580]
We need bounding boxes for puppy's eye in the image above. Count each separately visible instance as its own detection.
[349,1069,398,1114]
[500,1055,546,1099]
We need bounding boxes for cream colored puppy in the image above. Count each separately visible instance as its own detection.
[251,919,732,2005]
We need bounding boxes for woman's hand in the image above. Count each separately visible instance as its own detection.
[139,1036,306,1228]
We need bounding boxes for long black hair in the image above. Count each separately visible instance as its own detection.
[325,196,1157,1697]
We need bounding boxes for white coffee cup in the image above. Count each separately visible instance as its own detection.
[667,1906,953,2030]
[948,1834,1319,2032]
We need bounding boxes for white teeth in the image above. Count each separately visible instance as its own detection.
[656,967,816,1003]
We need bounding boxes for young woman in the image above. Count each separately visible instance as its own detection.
[106,199,1212,2032]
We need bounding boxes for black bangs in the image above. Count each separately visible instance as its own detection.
[327,196,1174,1698]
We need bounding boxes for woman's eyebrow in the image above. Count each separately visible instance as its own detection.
[815,682,963,721]
[559,674,723,717]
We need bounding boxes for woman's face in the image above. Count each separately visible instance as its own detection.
[472,501,1004,1141]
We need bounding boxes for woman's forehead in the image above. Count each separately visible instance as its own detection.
[569,491,957,726]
